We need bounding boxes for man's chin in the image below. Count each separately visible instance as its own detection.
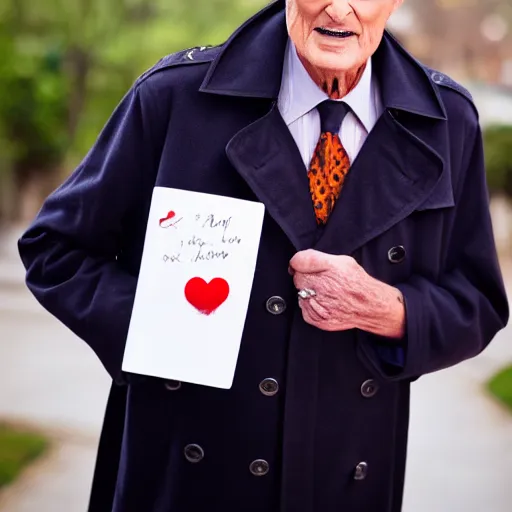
[303,47,362,76]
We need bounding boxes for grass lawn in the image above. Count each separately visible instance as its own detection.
[0,424,48,489]
[488,364,512,412]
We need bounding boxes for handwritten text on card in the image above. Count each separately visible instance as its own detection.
[161,212,242,264]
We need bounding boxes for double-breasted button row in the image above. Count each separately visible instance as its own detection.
[166,375,282,395]
[166,377,282,395]
[185,443,356,480]
[183,445,269,476]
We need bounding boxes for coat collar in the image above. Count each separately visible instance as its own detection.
[200,2,446,121]
[199,1,288,99]
[372,32,446,120]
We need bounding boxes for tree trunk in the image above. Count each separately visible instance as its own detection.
[67,47,90,143]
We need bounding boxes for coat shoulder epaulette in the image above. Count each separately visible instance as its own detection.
[135,44,222,85]
[424,66,474,104]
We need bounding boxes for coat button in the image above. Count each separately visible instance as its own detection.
[388,245,406,264]
[184,444,204,463]
[266,296,286,315]
[164,380,182,391]
[259,378,279,396]
[249,459,269,476]
[354,461,368,480]
[431,71,444,84]
[361,379,379,398]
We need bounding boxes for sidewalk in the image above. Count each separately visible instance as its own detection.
[1,226,512,511]
[403,329,512,511]
[0,306,110,512]
[0,226,111,512]
[0,426,99,512]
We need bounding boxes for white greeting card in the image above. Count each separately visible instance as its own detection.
[122,187,265,389]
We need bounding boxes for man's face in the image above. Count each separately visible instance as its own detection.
[286,0,403,73]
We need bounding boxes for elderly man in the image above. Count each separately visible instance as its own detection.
[18,0,508,511]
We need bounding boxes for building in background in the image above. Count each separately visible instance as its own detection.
[389,0,512,87]
[388,0,512,127]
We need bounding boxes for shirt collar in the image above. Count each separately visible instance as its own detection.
[278,38,378,132]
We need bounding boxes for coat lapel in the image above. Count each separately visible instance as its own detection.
[315,111,448,255]
[226,103,318,251]
[314,32,451,255]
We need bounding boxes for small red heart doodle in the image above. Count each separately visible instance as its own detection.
[184,277,230,315]
[159,210,176,228]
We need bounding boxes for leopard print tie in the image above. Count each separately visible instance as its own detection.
[308,100,351,225]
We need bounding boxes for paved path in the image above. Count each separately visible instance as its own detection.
[0,426,99,512]
[1,226,512,511]
[403,327,512,511]
[0,226,111,512]
[0,305,111,512]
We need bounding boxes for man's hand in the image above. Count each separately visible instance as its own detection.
[289,249,405,339]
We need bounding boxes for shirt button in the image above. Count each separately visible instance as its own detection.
[354,461,368,480]
[361,379,379,398]
[266,296,287,315]
[184,444,204,463]
[250,459,269,476]
[164,380,182,391]
[388,245,406,264]
[259,378,279,396]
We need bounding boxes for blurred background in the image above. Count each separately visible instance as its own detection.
[1,0,512,510]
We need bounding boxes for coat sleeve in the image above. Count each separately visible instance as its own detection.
[360,121,509,381]
[18,79,167,381]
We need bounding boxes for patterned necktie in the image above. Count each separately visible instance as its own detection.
[308,100,351,225]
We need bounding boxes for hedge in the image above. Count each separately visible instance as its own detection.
[483,125,512,197]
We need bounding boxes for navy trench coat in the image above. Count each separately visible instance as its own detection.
[18,1,509,511]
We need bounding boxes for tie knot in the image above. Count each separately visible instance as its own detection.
[317,100,350,134]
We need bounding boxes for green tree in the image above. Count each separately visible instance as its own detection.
[0,0,266,221]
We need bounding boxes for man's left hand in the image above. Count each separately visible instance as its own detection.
[289,249,406,339]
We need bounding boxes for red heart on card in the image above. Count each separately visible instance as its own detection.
[185,277,230,315]
[159,210,176,227]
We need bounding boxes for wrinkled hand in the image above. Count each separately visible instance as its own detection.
[289,249,405,338]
